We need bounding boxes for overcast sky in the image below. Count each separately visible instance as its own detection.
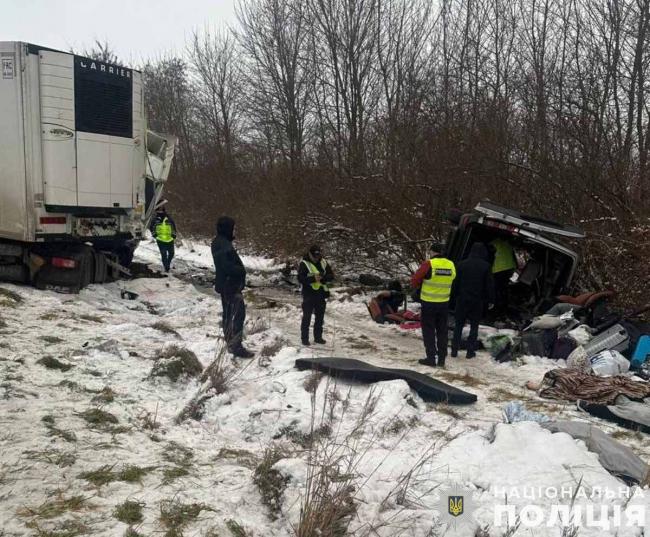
[1,0,237,65]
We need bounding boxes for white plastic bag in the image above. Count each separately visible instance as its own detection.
[568,325,592,346]
[588,350,630,376]
[527,313,568,331]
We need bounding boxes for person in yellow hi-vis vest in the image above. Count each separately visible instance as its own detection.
[150,204,177,272]
[297,245,334,346]
[411,243,456,367]
[489,237,516,314]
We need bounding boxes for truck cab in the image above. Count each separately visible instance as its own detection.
[445,202,585,317]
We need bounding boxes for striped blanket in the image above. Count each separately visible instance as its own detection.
[540,368,650,405]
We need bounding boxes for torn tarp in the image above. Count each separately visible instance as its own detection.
[542,420,649,484]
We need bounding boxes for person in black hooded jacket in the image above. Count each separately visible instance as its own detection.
[211,216,253,358]
[297,245,334,345]
[451,242,495,359]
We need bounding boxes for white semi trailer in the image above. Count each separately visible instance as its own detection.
[0,42,175,291]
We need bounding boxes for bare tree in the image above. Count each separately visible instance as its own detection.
[189,28,243,168]
[80,39,121,65]
[237,0,313,171]
[308,0,382,176]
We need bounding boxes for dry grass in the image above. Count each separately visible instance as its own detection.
[151,345,203,382]
[137,404,161,431]
[25,519,91,537]
[380,415,420,436]
[23,449,77,468]
[91,387,115,404]
[113,500,144,525]
[274,422,332,449]
[246,316,271,335]
[0,287,23,306]
[254,446,290,521]
[303,372,324,393]
[226,519,249,537]
[78,314,103,323]
[78,464,153,487]
[259,337,287,357]
[176,345,254,423]
[39,336,64,344]
[436,370,487,388]
[215,448,259,470]
[151,321,181,338]
[433,404,465,420]
[77,408,119,428]
[487,387,522,403]
[18,493,88,519]
[161,441,194,485]
[42,415,77,443]
[611,429,645,442]
[37,356,74,372]
[158,499,212,536]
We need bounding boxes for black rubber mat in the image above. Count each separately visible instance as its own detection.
[295,357,477,405]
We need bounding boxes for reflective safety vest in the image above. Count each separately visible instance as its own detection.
[155,217,174,243]
[302,259,328,291]
[420,257,456,303]
[491,238,516,274]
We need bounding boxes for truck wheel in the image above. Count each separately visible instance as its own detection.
[92,251,108,283]
[0,264,28,283]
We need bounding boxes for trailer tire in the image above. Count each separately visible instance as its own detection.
[0,264,28,283]
[79,247,93,289]
[92,251,108,283]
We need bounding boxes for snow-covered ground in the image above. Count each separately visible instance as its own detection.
[0,238,647,536]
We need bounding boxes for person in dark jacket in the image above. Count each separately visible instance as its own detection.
[211,216,253,358]
[451,242,495,359]
[150,205,177,272]
[298,245,334,345]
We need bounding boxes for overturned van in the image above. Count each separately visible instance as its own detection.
[445,202,586,316]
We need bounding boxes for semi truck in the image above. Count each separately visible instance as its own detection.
[0,41,176,292]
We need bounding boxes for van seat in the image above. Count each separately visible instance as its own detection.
[519,260,542,286]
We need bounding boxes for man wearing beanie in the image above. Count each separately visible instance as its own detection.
[211,216,254,358]
[297,245,334,346]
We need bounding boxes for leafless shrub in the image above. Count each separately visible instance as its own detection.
[303,372,324,393]
[246,316,271,335]
[175,343,254,423]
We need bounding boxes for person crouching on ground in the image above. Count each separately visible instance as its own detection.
[451,242,494,359]
[150,203,177,272]
[411,243,456,368]
[372,280,407,324]
[298,245,334,346]
[211,216,254,358]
